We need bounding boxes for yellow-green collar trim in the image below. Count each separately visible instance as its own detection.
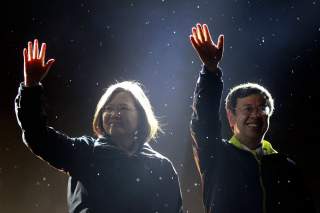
[229,135,278,155]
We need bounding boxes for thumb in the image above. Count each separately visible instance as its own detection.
[23,48,28,75]
[45,59,55,72]
[217,34,224,50]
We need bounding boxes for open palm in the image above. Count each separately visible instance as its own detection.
[189,24,224,71]
[23,39,55,87]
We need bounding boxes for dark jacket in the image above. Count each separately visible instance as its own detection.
[15,83,183,213]
[190,67,315,213]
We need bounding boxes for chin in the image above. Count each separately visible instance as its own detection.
[249,135,264,143]
[105,126,123,136]
[111,130,126,137]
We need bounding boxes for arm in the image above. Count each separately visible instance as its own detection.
[15,39,92,173]
[189,24,224,177]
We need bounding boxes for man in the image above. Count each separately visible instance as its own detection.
[189,23,315,213]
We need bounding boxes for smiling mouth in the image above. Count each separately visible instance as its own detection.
[108,122,122,135]
[109,119,121,124]
[110,122,122,128]
[246,122,263,129]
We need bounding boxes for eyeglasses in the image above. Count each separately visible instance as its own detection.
[236,105,270,116]
[103,105,137,114]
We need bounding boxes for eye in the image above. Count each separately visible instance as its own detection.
[242,106,253,113]
[103,106,113,112]
[119,106,130,111]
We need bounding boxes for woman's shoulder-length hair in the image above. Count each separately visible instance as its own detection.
[92,81,160,144]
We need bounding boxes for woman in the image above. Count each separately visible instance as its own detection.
[15,39,183,213]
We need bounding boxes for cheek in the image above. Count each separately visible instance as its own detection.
[232,114,241,124]
[128,113,139,129]
[239,115,248,123]
[102,113,110,127]
[227,111,236,127]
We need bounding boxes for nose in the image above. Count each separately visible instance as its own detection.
[250,108,263,117]
[109,110,121,117]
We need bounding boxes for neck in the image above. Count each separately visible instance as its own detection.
[236,135,263,150]
[110,134,138,154]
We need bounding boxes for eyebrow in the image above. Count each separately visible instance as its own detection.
[106,103,132,107]
[241,104,267,107]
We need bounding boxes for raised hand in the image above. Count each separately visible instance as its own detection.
[23,39,55,87]
[189,23,224,72]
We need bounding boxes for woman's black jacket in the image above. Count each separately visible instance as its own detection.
[15,83,183,213]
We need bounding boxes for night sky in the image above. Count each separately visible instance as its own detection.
[2,0,320,212]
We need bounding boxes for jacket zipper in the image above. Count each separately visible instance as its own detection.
[252,154,267,213]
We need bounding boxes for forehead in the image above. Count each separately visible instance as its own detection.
[236,94,266,106]
[108,91,136,106]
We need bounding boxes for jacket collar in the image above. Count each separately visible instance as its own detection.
[94,137,163,159]
[229,135,278,157]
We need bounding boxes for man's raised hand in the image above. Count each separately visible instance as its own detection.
[189,23,224,72]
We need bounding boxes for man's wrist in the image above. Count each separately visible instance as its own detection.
[204,61,219,72]
[204,63,219,72]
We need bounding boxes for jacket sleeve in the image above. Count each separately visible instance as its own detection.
[15,83,93,174]
[190,66,223,178]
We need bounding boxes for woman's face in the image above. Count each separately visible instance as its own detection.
[102,91,139,139]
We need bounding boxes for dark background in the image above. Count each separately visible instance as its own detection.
[2,0,320,212]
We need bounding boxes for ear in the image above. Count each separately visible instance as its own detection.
[226,109,236,131]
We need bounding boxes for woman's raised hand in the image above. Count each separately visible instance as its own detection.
[23,39,55,87]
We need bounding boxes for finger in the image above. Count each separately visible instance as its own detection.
[192,27,200,45]
[190,35,200,50]
[196,23,204,43]
[23,48,28,65]
[33,39,39,59]
[203,24,213,43]
[217,34,224,50]
[28,41,32,61]
[23,48,28,75]
[39,43,46,65]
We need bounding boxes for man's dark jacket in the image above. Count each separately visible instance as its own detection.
[190,67,315,213]
[15,83,183,213]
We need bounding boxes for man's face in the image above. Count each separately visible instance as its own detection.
[227,94,270,146]
[102,91,139,139]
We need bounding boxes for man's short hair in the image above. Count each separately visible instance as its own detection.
[225,82,274,115]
